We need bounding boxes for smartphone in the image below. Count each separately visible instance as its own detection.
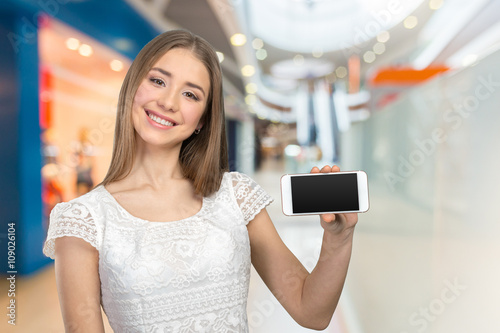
[280,171,369,216]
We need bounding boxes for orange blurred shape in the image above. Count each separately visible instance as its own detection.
[348,55,360,93]
[369,66,449,86]
[40,65,53,129]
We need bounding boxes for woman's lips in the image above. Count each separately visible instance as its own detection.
[145,109,177,128]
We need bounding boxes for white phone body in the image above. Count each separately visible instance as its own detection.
[280,171,370,216]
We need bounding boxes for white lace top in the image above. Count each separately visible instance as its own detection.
[43,172,273,332]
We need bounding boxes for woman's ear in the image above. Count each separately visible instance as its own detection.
[194,123,203,135]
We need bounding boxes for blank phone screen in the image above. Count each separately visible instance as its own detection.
[291,173,359,213]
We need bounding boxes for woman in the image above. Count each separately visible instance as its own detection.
[43,29,357,332]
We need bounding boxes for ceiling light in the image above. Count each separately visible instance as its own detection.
[270,114,280,123]
[377,31,390,43]
[216,51,224,63]
[230,33,247,46]
[256,49,267,60]
[78,44,93,57]
[252,38,264,49]
[335,66,347,79]
[245,83,258,94]
[245,94,257,106]
[462,54,478,67]
[241,65,255,77]
[65,37,80,50]
[257,108,269,119]
[363,51,376,63]
[110,59,123,72]
[373,43,386,55]
[312,47,323,58]
[429,0,443,10]
[326,72,337,83]
[403,16,418,29]
[293,54,304,66]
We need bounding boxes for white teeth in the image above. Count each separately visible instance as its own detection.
[148,113,173,126]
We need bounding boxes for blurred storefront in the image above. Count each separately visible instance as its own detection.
[39,19,130,212]
[1,0,166,275]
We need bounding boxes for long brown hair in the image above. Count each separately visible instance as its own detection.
[99,30,228,196]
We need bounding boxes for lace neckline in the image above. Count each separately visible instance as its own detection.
[97,185,207,224]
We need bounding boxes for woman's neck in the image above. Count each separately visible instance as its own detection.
[128,140,184,189]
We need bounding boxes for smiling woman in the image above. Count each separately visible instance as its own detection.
[42,29,358,333]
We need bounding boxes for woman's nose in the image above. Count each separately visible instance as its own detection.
[157,89,179,112]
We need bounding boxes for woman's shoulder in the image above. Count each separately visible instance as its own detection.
[220,171,272,203]
[44,186,106,259]
[216,171,254,194]
[51,185,107,218]
[222,171,254,183]
[218,171,273,224]
[67,185,106,205]
[223,171,267,191]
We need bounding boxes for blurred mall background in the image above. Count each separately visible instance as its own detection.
[1,0,500,332]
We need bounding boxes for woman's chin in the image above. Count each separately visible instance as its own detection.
[135,134,183,150]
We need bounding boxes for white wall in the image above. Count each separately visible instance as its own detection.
[341,48,500,333]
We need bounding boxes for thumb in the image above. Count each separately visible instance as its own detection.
[321,213,336,223]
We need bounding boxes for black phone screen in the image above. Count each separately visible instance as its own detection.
[291,173,359,213]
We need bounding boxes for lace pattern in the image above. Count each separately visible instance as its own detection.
[43,172,272,332]
[231,172,274,224]
[43,201,100,259]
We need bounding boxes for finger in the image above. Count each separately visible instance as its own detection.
[331,165,340,172]
[320,165,332,173]
[310,166,320,173]
[321,213,335,223]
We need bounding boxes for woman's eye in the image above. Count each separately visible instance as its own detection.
[184,92,199,101]
[149,77,165,86]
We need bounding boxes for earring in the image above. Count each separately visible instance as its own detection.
[194,128,201,135]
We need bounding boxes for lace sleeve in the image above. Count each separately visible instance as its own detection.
[43,201,99,259]
[230,172,273,224]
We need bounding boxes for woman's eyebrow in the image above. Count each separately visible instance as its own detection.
[151,67,206,97]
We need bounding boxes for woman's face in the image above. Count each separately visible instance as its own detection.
[132,48,211,150]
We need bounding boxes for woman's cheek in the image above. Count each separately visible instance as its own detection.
[133,84,148,104]
[186,106,205,125]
